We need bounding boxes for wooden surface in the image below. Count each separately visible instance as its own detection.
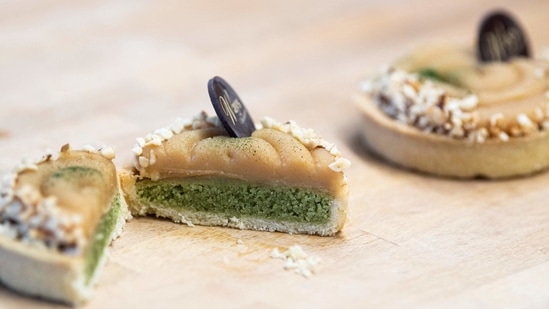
[1,0,549,308]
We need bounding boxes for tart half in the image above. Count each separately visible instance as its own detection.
[120,112,350,236]
[357,43,549,178]
[0,145,130,304]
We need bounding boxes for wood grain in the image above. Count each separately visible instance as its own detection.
[1,0,549,308]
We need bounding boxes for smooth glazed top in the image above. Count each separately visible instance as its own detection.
[130,112,350,195]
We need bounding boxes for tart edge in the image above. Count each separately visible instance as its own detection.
[355,94,549,178]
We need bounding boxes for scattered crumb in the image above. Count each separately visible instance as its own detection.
[270,245,321,278]
[542,48,549,61]
[535,67,546,79]
[0,130,9,139]
[236,239,244,245]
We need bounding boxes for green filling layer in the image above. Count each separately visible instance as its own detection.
[136,178,333,224]
[417,68,461,86]
[45,166,104,191]
[84,194,122,284]
[50,166,102,179]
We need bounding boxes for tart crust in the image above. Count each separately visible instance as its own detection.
[0,145,130,304]
[356,94,549,178]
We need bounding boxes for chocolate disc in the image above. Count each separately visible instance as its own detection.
[477,10,530,62]
[208,76,256,138]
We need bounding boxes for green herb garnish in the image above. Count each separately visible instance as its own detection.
[418,68,452,83]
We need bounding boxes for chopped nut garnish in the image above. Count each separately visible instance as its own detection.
[329,157,351,172]
[0,144,116,255]
[138,156,150,168]
[15,158,38,173]
[535,67,546,78]
[499,132,510,141]
[362,67,549,143]
[132,112,350,174]
[100,146,116,160]
[81,144,97,153]
[517,113,537,133]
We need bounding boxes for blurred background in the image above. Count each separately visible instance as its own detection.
[1,0,548,172]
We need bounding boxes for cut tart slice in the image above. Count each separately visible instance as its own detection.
[356,41,549,178]
[120,112,350,236]
[0,145,131,305]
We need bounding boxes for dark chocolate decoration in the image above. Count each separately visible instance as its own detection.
[477,10,530,62]
[208,76,256,138]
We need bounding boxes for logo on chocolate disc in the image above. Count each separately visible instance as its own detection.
[477,10,530,62]
[208,76,256,138]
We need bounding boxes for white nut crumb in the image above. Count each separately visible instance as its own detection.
[270,245,321,278]
[15,158,38,173]
[490,113,504,127]
[170,118,187,135]
[498,132,510,141]
[81,145,96,152]
[154,128,174,140]
[517,113,536,133]
[206,116,220,126]
[459,95,478,110]
[449,126,464,138]
[144,134,162,146]
[260,117,275,130]
[100,146,115,160]
[149,150,157,166]
[138,156,150,168]
[131,145,143,156]
[329,158,351,172]
[270,248,283,259]
[136,137,146,147]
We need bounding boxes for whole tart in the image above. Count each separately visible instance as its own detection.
[357,43,549,178]
[120,112,350,236]
[0,145,131,304]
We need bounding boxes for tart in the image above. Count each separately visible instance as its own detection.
[356,43,549,178]
[120,112,350,236]
[0,145,131,304]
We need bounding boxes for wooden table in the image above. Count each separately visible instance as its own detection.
[1,0,549,307]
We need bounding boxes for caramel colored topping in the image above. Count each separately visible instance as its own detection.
[362,43,549,142]
[131,112,350,194]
